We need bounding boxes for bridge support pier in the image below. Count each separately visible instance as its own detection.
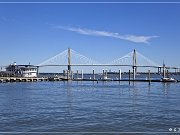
[93,70,95,80]
[119,69,121,80]
[132,66,136,80]
[71,71,74,79]
[68,65,71,72]
[163,67,166,78]
[102,70,104,79]
[158,67,161,74]
[175,68,177,74]
[81,70,83,79]
[105,70,107,79]
[148,70,151,85]
[77,70,79,79]
[129,70,131,85]
[67,70,69,80]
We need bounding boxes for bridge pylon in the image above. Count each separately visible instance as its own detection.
[68,48,71,71]
[67,48,72,80]
[133,49,137,80]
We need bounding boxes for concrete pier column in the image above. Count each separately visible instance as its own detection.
[77,70,79,79]
[129,70,131,85]
[63,70,65,76]
[67,70,69,80]
[158,67,161,74]
[119,69,121,80]
[103,70,104,79]
[148,70,151,84]
[167,70,169,77]
[71,71,73,80]
[133,67,136,80]
[93,70,95,80]
[81,70,83,79]
[105,70,107,79]
[163,67,166,78]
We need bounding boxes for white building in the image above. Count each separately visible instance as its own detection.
[6,62,38,77]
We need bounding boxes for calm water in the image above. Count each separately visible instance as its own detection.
[0,81,180,134]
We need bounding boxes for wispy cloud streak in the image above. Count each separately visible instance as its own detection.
[55,26,158,44]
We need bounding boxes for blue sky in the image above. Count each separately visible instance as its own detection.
[0,2,180,68]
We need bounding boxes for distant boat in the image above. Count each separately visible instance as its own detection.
[161,77,177,82]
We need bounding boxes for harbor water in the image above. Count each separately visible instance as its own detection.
[0,81,180,134]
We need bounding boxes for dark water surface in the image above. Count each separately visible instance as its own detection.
[0,81,180,134]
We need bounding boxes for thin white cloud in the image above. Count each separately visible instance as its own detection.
[55,26,158,44]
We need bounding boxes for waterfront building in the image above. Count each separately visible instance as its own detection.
[5,62,38,77]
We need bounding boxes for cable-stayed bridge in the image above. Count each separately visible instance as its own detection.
[38,48,160,67]
[37,48,178,74]
[1,48,180,82]
[1,48,180,79]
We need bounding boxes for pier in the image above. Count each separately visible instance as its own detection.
[1,72,180,83]
[0,77,49,83]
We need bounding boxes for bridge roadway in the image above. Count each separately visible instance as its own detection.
[36,64,180,70]
[37,64,161,68]
[1,64,180,71]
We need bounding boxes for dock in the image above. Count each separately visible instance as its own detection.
[0,77,179,83]
[0,77,57,83]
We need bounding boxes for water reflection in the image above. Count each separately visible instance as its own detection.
[162,83,170,95]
